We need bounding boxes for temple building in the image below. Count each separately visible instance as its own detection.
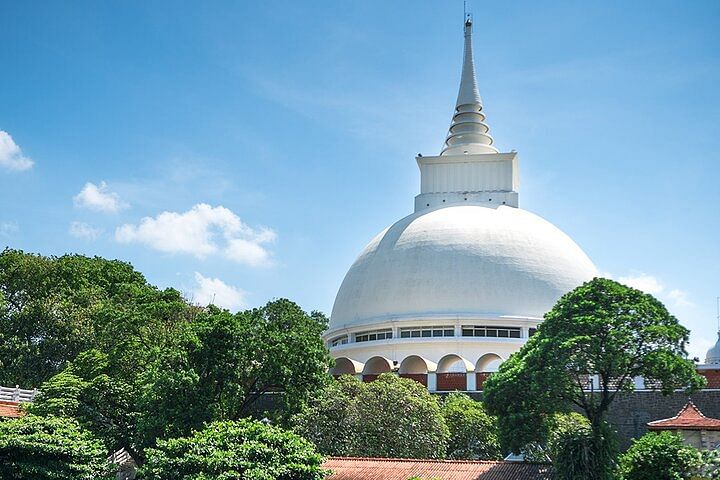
[647,401,720,450]
[323,17,597,391]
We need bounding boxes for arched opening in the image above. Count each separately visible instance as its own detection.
[330,357,363,378]
[475,353,503,390]
[399,355,434,387]
[436,354,471,391]
[362,356,393,383]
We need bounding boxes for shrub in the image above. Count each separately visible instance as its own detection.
[142,419,328,480]
[618,431,702,480]
[0,415,114,480]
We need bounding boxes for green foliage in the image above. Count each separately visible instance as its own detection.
[0,415,114,480]
[618,431,702,480]
[520,413,589,463]
[4,249,331,464]
[697,449,720,479]
[0,249,191,387]
[28,350,138,455]
[294,373,449,459]
[135,299,332,450]
[484,278,704,480]
[141,419,328,480]
[549,415,616,480]
[440,392,501,460]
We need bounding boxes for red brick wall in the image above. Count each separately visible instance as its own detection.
[400,373,428,387]
[437,373,466,391]
[699,369,720,389]
[476,372,493,390]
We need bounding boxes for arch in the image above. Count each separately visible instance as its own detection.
[476,353,503,373]
[437,354,474,373]
[330,357,363,377]
[399,355,436,374]
[475,353,503,391]
[362,356,393,382]
[436,354,472,391]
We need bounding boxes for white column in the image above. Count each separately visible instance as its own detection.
[428,372,437,391]
[355,374,363,382]
[466,372,476,391]
[633,376,645,390]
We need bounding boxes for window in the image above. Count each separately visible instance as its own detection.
[461,326,521,338]
[329,335,348,347]
[529,328,537,337]
[354,329,393,343]
[399,326,455,339]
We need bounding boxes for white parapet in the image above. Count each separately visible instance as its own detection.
[415,152,519,212]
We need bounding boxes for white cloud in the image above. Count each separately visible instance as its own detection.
[0,131,34,171]
[115,203,275,266]
[668,289,694,308]
[73,181,128,213]
[618,273,664,296]
[608,271,695,309]
[69,221,102,241]
[191,272,246,310]
[0,222,19,237]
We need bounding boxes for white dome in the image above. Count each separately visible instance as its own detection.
[706,333,720,364]
[330,205,597,332]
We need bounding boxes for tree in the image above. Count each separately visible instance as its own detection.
[294,373,449,459]
[440,393,501,460]
[618,431,702,480]
[291,375,362,457]
[484,278,705,480]
[141,419,328,480]
[0,415,114,480]
[28,350,140,459]
[135,300,332,450]
[0,249,193,387]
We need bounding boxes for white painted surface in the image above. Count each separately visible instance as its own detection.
[329,204,596,333]
[706,332,720,364]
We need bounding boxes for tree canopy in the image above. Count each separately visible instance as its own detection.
[294,374,449,459]
[0,415,114,480]
[5,249,332,465]
[440,393,501,460]
[141,419,328,480]
[0,248,192,387]
[135,300,332,450]
[484,278,705,479]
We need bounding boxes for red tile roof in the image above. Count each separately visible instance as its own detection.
[647,401,720,431]
[323,457,551,480]
[0,401,24,418]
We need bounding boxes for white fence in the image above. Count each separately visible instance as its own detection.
[0,385,37,403]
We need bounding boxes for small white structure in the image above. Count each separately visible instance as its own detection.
[323,17,597,391]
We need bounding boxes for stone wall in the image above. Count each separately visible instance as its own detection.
[462,390,720,450]
[604,390,720,449]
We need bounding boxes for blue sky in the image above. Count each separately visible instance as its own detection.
[1,1,718,359]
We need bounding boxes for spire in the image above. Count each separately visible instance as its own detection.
[441,15,498,156]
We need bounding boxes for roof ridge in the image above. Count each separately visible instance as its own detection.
[326,456,550,466]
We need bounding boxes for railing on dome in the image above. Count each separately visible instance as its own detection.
[0,385,38,403]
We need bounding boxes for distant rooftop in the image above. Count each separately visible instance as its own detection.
[647,401,720,431]
[323,457,551,480]
[0,401,24,419]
